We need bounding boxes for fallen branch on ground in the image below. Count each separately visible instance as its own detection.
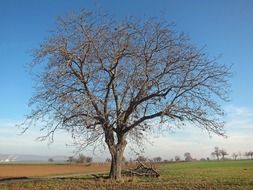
[123,161,160,177]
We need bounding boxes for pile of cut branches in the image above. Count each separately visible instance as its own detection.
[123,161,160,177]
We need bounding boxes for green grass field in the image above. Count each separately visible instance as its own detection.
[1,160,253,190]
[158,160,253,189]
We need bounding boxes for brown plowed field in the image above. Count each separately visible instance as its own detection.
[0,164,110,178]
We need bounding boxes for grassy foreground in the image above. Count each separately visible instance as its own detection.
[1,160,253,190]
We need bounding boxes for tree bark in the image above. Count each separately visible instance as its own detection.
[107,136,127,180]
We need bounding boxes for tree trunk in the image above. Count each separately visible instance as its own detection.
[108,139,127,180]
[109,147,124,180]
[104,126,127,180]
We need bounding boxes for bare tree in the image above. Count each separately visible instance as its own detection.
[175,155,180,162]
[21,10,230,179]
[232,152,238,160]
[76,154,92,163]
[48,158,54,162]
[153,156,162,162]
[136,155,147,162]
[220,149,228,160]
[105,158,111,163]
[67,156,75,163]
[246,151,253,159]
[245,152,250,159]
[86,156,93,163]
[184,152,192,161]
[249,151,253,159]
[211,147,221,160]
[77,154,86,163]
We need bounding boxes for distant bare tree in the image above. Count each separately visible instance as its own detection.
[184,152,192,161]
[21,10,231,179]
[211,147,221,160]
[175,156,180,162]
[67,156,75,163]
[77,154,86,163]
[246,151,253,159]
[76,154,93,163]
[136,155,147,162]
[220,149,228,160]
[48,158,54,162]
[249,151,253,159]
[232,153,238,160]
[105,158,111,163]
[153,156,162,162]
[86,156,93,163]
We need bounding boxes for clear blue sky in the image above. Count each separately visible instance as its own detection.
[0,0,252,159]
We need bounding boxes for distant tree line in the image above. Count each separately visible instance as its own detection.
[211,147,253,161]
[80,147,253,164]
[67,154,93,164]
[120,148,253,163]
[244,151,253,159]
[211,147,228,160]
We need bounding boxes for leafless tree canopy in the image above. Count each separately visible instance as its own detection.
[184,152,193,161]
[211,146,221,160]
[220,149,228,159]
[23,10,230,179]
[232,152,238,160]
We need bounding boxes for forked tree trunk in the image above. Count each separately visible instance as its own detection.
[109,147,124,179]
[107,139,127,180]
